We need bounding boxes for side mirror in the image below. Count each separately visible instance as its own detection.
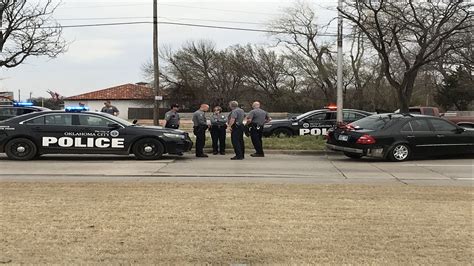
[132,119,138,125]
[107,123,121,129]
[455,127,465,134]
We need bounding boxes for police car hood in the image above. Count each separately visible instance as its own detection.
[135,125,186,134]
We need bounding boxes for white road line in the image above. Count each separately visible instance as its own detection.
[400,164,473,167]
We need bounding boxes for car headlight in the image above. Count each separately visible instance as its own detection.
[263,124,272,128]
[163,133,185,140]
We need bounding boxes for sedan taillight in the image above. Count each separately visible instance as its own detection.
[356,134,376,145]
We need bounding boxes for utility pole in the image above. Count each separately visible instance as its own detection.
[336,0,344,124]
[0,3,4,55]
[153,0,160,126]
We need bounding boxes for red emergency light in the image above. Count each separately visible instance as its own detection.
[325,104,337,110]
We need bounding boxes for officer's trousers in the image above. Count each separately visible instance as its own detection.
[231,125,245,158]
[210,125,226,154]
[250,126,264,155]
[194,126,206,156]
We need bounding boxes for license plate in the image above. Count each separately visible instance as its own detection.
[338,135,349,141]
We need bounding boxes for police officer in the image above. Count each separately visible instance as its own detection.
[164,104,180,129]
[101,100,119,116]
[227,101,245,160]
[210,106,227,155]
[247,101,271,157]
[192,104,209,157]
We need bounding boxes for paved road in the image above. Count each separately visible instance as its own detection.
[0,153,472,186]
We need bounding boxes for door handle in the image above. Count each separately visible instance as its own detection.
[437,134,445,138]
[407,135,415,138]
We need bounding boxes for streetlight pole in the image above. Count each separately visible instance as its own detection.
[336,0,344,124]
[153,0,160,126]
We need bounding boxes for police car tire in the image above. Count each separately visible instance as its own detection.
[132,138,164,160]
[272,128,293,137]
[343,152,363,159]
[5,138,38,161]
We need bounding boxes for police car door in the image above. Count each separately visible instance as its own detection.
[298,112,331,136]
[22,113,77,152]
[75,113,127,153]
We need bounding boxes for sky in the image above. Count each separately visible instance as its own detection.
[0,0,339,100]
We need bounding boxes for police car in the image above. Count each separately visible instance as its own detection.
[0,102,49,121]
[263,107,372,137]
[0,107,193,160]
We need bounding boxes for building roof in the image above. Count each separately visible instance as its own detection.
[65,83,154,100]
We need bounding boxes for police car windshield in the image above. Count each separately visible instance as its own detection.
[295,111,318,120]
[100,113,134,126]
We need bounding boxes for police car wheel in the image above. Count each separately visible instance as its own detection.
[5,138,38,161]
[132,138,164,160]
[343,152,363,159]
[272,128,293,138]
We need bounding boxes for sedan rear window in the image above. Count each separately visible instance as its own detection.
[351,116,390,130]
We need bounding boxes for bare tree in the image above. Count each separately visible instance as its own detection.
[230,45,301,108]
[269,1,337,103]
[0,0,66,68]
[340,0,473,112]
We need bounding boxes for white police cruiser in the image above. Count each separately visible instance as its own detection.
[0,107,192,160]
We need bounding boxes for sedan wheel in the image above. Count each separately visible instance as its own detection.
[5,138,38,160]
[133,138,164,160]
[389,144,410,162]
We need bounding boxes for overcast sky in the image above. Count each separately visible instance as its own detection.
[0,0,338,100]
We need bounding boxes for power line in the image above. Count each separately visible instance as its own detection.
[1,21,340,37]
[56,16,150,21]
[59,3,151,9]
[59,2,280,16]
[56,16,267,26]
[159,3,279,16]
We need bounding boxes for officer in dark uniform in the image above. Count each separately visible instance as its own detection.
[246,101,271,157]
[164,103,180,129]
[101,100,119,116]
[210,106,227,155]
[192,104,209,157]
[227,101,245,160]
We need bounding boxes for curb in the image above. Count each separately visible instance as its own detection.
[202,149,334,156]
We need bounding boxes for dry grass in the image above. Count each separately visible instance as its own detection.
[0,182,472,264]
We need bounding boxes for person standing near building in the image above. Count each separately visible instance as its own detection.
[192,104,210,158]
[247,101,271,157]
[101,100,119,116]
[210,106,227,155]
[164,104,180,129]
[227,101,245,160]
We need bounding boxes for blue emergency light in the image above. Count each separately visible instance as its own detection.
[13,102,34,107]
[65,106,89,112]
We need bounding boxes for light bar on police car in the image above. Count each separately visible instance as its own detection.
[65,106,89,112]
[13,102,34,107]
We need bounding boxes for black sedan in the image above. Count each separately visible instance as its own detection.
[263,108,372,137]
[0,109,193,160]
[326,113,474,161]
